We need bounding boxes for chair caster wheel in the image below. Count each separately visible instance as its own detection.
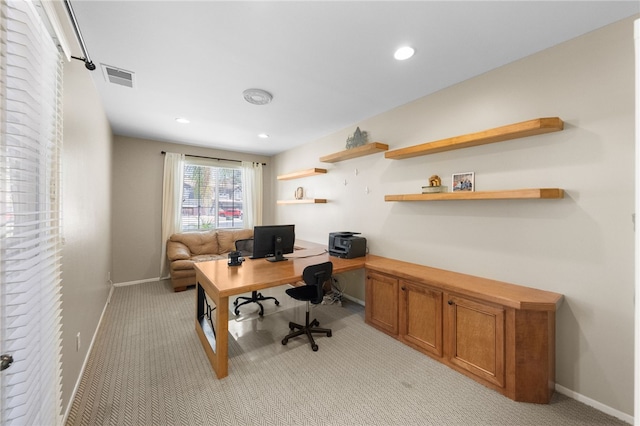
[327,331,332,337]
[282,338,288,345]
[312,344,318,352]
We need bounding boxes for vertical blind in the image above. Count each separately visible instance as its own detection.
[0,0,64,424]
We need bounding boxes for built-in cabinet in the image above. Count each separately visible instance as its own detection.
[445,293,505,388]
[364,256,562,403]
[399,279,443,357]
[364,271,399,335]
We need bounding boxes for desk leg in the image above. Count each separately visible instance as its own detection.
[195,281,230,378]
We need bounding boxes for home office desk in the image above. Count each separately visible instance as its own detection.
[194,249,369,379]
[194,246,561,403]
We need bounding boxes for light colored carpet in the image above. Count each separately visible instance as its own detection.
[66,280,627,425]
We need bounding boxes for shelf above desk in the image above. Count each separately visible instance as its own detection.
[385,117,563,160]
[320,142,389,163]
[384,188,564,201]
[277,199,328,204]
[277,168,328,180]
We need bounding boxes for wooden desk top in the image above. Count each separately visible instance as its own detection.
[194,251,368,298]
[194,240,562,312]
[365,256,562,311]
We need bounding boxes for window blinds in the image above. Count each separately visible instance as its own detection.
[1,0,64,424]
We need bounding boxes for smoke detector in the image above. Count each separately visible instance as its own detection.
[101,64,135,88]
[243,88,273,105]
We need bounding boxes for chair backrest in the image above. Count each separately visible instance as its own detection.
[235,238,254,257]
[302,261,333,305]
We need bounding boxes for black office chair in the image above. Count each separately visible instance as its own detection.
[281,261,333,351]
[232,238,280,316]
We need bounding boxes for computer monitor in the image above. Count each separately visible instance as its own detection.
[251,224,295,262]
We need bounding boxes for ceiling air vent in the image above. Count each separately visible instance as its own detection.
[101,64,135,88]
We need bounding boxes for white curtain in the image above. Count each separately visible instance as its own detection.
[242,161,263,228]
[1,1,64,424]
[160,153,184,278]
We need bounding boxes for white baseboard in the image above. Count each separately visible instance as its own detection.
[62,284,114,424]
[113,277,161,287]
[342,294,364,306]
[554,384,633,424]
[61,283,633,425]
[346,295,633,424]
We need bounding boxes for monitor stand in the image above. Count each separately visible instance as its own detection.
[266,236,288,262]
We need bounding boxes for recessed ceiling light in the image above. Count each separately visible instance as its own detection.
[258,133,269,139]
[243,88,273,105]
[175,117,190,124]
[394,46,415,61]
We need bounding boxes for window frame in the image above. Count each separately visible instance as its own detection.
[180,158,245,231]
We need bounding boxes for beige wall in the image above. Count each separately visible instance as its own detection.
[273,17,637,417]
[60,57,113,410]
[57,7,636,421]
[111,136,272,284]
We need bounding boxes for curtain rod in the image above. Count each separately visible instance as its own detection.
[63,0,96,71]
[161,151,266,166]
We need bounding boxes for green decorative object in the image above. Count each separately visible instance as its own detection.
[346,127,368,149]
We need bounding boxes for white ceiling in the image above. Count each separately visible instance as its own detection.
[70,1,639,156]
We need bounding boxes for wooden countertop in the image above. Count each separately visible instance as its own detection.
[195,239,562,311]
[365,256,563,311]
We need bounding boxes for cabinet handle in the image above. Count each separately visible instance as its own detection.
[448,300,454,305]
[401,286,405,291]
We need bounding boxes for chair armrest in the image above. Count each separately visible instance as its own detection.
[167,241,191,261]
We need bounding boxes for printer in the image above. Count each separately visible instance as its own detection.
[329,232,367,259]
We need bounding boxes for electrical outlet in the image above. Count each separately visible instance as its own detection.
[106,271,111,283]
[76,332,81,351]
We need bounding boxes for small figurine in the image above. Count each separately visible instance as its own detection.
[422,174,443,193]
[345,127,369,149]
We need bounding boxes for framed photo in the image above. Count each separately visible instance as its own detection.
[452,172,474,192]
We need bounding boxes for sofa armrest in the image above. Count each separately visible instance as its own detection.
[167,241,191,261]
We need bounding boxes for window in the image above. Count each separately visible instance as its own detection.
[181,162,244,230]
[1,0,64,424]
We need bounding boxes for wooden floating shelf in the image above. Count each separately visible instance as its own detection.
[277,168,327,180]
[384,188,564,202]
[277,199,328,205]
[320,142,389,163]
[385,117,564,160]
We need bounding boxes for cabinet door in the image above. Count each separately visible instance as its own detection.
[365,271,399,335]
[446,294,505,388]
[399,280,443,357]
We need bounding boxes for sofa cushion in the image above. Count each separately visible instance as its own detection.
[217,229,253,254]
[171,254,227,271]
[166,241,191,261]
[170,231,219,255]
